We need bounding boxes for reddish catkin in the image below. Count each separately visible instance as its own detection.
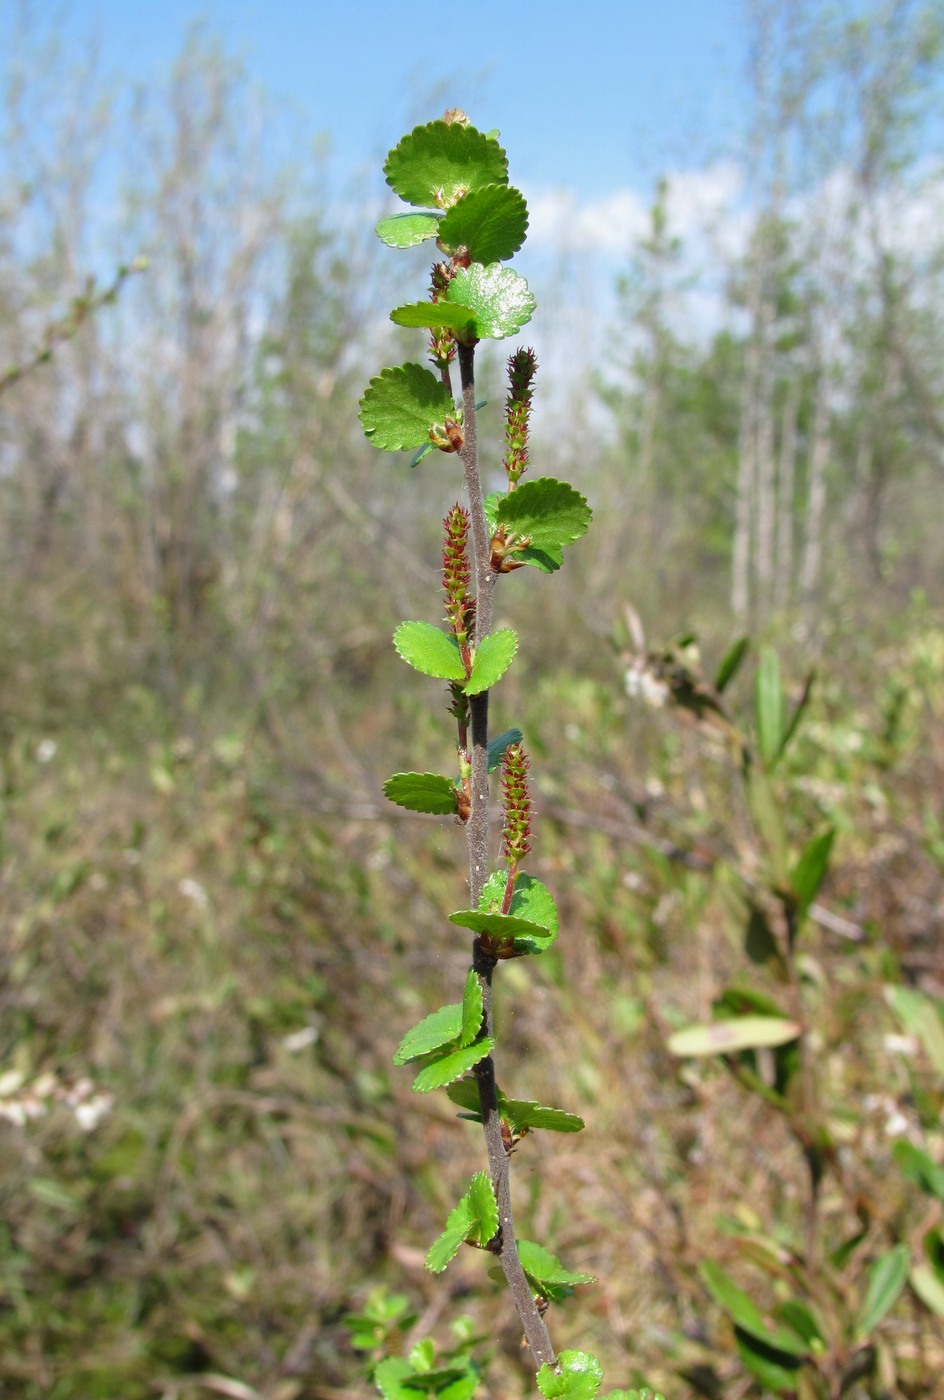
[503,347,538,486]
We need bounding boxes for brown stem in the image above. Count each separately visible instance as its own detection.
[457,340,556,1372]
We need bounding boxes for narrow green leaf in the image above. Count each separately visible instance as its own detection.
[495,478,592,556]
[537,1350,604,1400]
[384,121,508,209]
[700,1261,808,1355]
[464,628,518,695]
[733,1328,805,1391]
[438,183,529,262]
[393,621,466,682]
[715,636,750,693]
[375,211,442,248]
[911,1262,944,1318]
[394,1002,463,1064]
[487,727,523,771]
[412,1038,495,1093]
[856,1244,909,1339]
[893,1140,944,1201]
[383,772,460,816]
[668,1016,801,1057]
[445,263,535,341]
[756,647,785,768]
[789,828,835,917]
[885,985,944,1076]
[459,969,483,1047]
[359,363,454,452]
[780,671,815,757]
[746,765,790,886]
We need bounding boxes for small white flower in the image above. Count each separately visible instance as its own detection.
[36,739,57,763]
[178,878,209,909]
[74,1093,113,1132]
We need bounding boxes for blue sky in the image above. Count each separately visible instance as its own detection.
[61,0,745,202]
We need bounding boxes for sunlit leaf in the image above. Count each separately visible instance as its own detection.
[668,1016,801,1057]
[394,1002,463,1064]
[464,628,518,694]
[375,211,442,248]
[885,985,944,1076]
[445,263,535,341]
[359,363,455,452]
[383,772,460,816]
[537,1349,604,1400]
[393,621,466,682]
[385,121,508,209]
[495,478,592,560]
[856,1244,909,1339]
[459,969,483,1047]
[756,647,785,768]
[412,1038,494,1093]
[438,183,529,262]
[426,1170,498,1273]
[789,828,835,918]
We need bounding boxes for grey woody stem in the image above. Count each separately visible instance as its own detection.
[457,341,557,1372]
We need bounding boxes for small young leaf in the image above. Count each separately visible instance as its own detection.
[360,363,455,452]
[667,1017,801,1058]
[385,121,508,209]
[856,1244,909,1339]
[756,647,785,768]
[504,1101,585,1134]
[437,183,529,262]
[445,264,536,341]
[495,478,592,557]
[460,969,484,1047]
[374,1357,419,1400]
[426,1170,499,1273]
[394,621,467,682]
[376,211,442,248]
[537,1350,604,1400]
[383,772,460,816]
[488,727,523,772]
[518,1239,595,1301]
[715,635,750,693]
[465,629,518,694]
[409,1337,436,1373]
[394,1002,463,1064]
[412,1038,495,1093]
[390,300,476,336]
[789,827,835,918]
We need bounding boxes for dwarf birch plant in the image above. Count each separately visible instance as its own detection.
[359,114,659,1400]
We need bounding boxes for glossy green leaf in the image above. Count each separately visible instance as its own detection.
[412,1038,494,1093]
[789,828,835,917]
[856,1244,909,1339]
[383,772,460,816]
[668,1016,801,1058]
[359,363,455,452]
[385,121,508,209]
[438,183,529,262]
[464,628,518,694]
[495,478,592,560]
[394,1002,463,1064]
[375,211,442,248]
[460,969,483,1047]
[389,300,476,336]
[756,647,785,768]
[538,1350,604,1400]
[488,727,523,771]
[426,1170,499,1273]
[715,636,749,693]
[885,985,944,1076]
[445,263,535,341]
[393,621,466,682]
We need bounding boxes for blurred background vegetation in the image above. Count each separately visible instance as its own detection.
[1,2,943,1397]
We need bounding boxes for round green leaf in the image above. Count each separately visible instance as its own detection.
[383,772,460,816]
[412,1037,495,1093]
[385,121,508,208]
[667,1017,801,1058]
[496,478,592,554]
[394,1001,463,1065]
[393,621,467,682]
[359,363,455,452]
[464,628,518,695]
[438,184,529,262]
[446,263,535,341]
[538,1350,604,1400]
[375,211,442,248]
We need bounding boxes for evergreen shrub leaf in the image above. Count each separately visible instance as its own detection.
[445,264,535,341]
[394,1002,463,1064]
[537,1349,604,1399]
[518,1240,595,1301]
[412,1038,495,1093]
[394,621,467,681]
[360,363,455,451]
[390,301,476,336]
[437,183,529,262]
[668,1017,801,1057]
[376,211,442,247]
[465,628,518,694]
[383,772,460,816]
[426,1171,499,1273]
[384,121,508,208]
[487,727,523,771]
[445,1080,584,1133]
